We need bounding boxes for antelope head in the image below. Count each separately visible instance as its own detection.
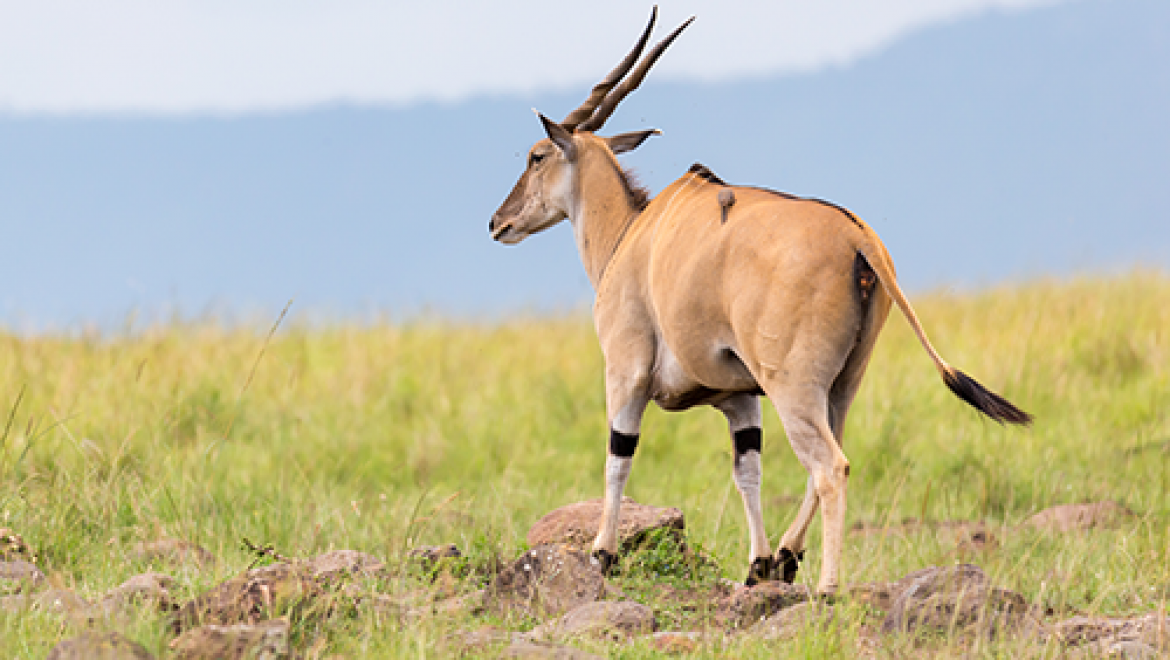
[490,8,693,245]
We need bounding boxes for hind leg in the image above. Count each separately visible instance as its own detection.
[766,385,849,595]
[772,365,867,584]
[715,393,776,585]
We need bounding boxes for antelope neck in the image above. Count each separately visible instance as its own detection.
[569,159,644,289]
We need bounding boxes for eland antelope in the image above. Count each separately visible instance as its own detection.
[489,9,1032,595]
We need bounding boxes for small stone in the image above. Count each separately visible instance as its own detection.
[486,545,606,618]
[1054,613,1170,649]
[169,618,289,660]
[651,631,703,654]
[1,587,90,614]
[499,640,604,659]
[536,600,656,640]
[46,632,155,660]
[98,573,177,615]
[1023,502,1135,533]
[716,581,810,629]
[750,601,836,639]
[1104,640,1159,659]
[0,560,45,594]
[305,550,386,581]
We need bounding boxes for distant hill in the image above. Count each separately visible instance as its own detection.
[0,0,1166,327]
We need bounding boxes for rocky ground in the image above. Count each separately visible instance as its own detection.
[3,499,1164,659]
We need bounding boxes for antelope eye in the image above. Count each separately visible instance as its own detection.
[529,152,545,166]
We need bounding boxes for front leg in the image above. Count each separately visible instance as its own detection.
[590,369,650,574]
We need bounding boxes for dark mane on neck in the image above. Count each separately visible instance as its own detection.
[619,167,651,211]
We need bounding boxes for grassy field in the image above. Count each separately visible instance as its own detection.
[1,271,1168,657]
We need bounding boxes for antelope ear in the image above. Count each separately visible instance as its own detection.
[605,129,661,154]
[537,112,577,161]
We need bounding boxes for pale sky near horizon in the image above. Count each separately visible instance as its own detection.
[0,0,1067,115]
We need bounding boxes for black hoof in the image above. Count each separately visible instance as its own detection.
[592,549,617,575]
[745,555,778,586]
[777,547,804,584]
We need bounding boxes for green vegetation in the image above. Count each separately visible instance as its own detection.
[2,271,1168,657]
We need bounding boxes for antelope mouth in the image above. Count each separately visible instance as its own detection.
[491,222,519,243]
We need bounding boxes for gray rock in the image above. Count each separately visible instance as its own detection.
[405,589,485,620]
[749,601,836,639]
[98,572,176,615]
[881,564,1031,638]
[487,545,606,618]
[533,600,657,640]
[716,581,810,629]
[651,631,706,654]
[1054,614,1170,649]
[0,587,90,614]
[1104,640,1160,659]
[304,549,386,581]
[169,618,289,660]
[499,640,604,659]
[46,632,155,660]
[1023,502,1135,532]
[526,497,685,551]
[0,559,45,594]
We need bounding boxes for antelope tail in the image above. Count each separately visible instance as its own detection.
[853,229,1033,426]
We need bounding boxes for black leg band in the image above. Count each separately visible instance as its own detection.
[609,429,639,458]
[733,427,762,467]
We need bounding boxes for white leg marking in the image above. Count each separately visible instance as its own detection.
[717,395,772,565]
[592,398,646,556]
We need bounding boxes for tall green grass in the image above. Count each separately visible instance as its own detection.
[1,272,1167,657]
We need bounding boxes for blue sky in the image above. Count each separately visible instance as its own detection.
[1,0,1166,330]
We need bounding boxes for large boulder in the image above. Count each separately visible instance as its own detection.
[486,545,606,618]
[881,564,1033,638]
[527,497,684,551]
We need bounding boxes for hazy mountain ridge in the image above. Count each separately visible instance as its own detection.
[0,0,1166,327]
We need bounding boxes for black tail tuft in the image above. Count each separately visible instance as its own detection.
[942,368,1033,426]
